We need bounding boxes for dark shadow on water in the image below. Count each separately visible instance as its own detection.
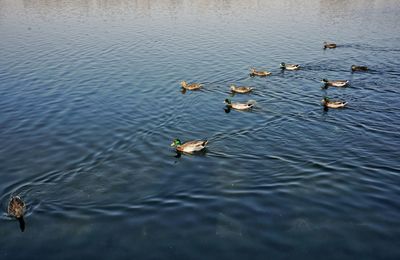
[18,217,25,232]
[321,84,350,90]
[215,213,243,238]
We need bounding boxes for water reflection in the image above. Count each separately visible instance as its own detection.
[14,0,259,14]
[0,0,394,14]
[0,0,314,20]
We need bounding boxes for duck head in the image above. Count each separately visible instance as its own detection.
[322,78,328,83]
[180,81,187,87]
[171,139,182,147]
[280,62,286,68]
[224,98,232,105]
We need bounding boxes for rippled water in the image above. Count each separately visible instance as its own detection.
[1,0,400,259]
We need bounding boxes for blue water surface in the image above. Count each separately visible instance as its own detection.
[1,0,400,259]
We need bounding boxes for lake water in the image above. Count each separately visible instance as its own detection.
[1,0,400,259]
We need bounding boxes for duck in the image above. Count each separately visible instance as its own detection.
[280,62,300,71]
[323,42,337,49]
[8,196,26,232]
[322,78,349,87]
[171,139,208,153]
[321,97,347,109]
[180,81,202,90]
[351,65,368,72]
[249,68,272,77]
[230,85,253,94]
[224,99,255,110]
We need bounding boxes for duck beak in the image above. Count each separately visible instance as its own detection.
[170,142,175,147]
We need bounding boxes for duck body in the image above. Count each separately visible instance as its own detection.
[280,62,300,71]
[180,81,202,90]
[322,79,349,87]
[230,85,253,94]
[321,98,347,109]
[225,99,254,110]
[8,196,26,232]
[249,68,271,77]
[8,196,25,218]
[351,65,368,72]
[324,42,337,49]
[171,139,208,153]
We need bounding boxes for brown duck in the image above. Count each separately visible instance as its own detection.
[321,97,347,109]
[230,85,253,94]
[180,81,202,90]
[249,68,272,77]
[351,65,368,72]
[8,196,26,232]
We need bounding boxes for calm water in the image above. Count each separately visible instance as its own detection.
[1,0,400,259]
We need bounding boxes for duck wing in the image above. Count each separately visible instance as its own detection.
[181,140,208,152]
[235,86,252,93]
[232,103,253,110]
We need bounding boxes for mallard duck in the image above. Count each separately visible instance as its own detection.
[280,62,300,71]
[230,85,253,94]
[323,42,337,49]
[321,97,347,109]
[8,196,26,232]
[322,78,349,87]
[351,65,368,72]
[171,139,208,153]
[180,81,202,90]
[224,99,254,110]
[249,68,271,77]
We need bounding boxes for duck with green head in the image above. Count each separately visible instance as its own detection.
[171,139,208,153]
[224,99,255,110]
[280,62,300,70]
[322,78,349,87]
[321,97,347,109]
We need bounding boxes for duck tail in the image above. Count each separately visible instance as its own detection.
[18,217,25,232]
[203,140,209,147]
